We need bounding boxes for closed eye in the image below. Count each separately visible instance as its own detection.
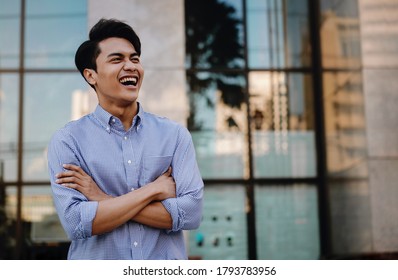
[131,56,140,63]
[110,57,122,63]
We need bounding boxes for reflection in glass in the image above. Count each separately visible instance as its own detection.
[25,0,87,68]
[249,71,316,178]
[323,71,367,177]
[21,186,67,242]
[0,74,19,181]
[255,184,320,259]
[247,0,311,68]
[1,186,16,259]
[23,73,91,181]
[6,185,68,259]
[187,185,247,259]
[187,72,248,179]
[0,0,20,68]
[320,0,361,69]
[185,0,244,69]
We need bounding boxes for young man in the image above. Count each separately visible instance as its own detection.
[47,18,204,259]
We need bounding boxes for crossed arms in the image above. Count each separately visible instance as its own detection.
[55,164,176,235]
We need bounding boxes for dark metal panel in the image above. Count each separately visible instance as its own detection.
[308,0,331,259]
[15,0,26,259]
[242,0,257,260]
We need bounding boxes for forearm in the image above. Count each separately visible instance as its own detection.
[94,195,172,230]
[55,165,176,235]
[132,202,172,229]
[92,184,159,235]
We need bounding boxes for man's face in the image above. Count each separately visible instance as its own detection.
[88,37,144,107]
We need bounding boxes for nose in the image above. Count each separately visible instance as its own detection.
[123,59,136,71]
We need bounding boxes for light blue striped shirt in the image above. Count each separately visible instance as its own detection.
[47,103,204,259]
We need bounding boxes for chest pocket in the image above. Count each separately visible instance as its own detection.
[143,155,173,184]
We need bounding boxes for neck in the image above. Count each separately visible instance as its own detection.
[100,101,138,131]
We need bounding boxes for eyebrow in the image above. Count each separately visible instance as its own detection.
[107,52,139,58]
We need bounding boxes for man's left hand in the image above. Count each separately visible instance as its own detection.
[55,164,110,201]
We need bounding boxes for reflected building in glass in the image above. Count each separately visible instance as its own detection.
[1,0,398,260]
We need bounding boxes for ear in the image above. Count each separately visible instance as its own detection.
[83,69,97,87]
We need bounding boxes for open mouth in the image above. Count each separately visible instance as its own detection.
[119,76,138,86]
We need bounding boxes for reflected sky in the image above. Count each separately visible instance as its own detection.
[0,74,19,181]
[247,0,310,68]
[0,0,20,68]
[23,73,89,181]
[0,0,89,181]
[25,0,87,68]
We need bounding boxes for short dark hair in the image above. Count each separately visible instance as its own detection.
[75,18,141,87]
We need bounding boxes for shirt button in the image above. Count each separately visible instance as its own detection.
[124,136,128,140]
[133,241,138,247]
[112,118,116,123]
[127,160,132,164]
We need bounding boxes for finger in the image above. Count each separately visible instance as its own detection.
[55,176,80,184]
[164,167,172,176]
[61,183,79,190]
[56,170,83,180]
[63,164,86,175]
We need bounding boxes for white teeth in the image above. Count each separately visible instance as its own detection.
[119,77,138,84]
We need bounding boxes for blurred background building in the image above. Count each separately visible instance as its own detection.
[0,0,397,260]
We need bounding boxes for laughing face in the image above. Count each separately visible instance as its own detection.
[84,37,144,111]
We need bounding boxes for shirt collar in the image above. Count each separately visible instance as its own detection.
[92,102,144,133]
[133,102,144,128]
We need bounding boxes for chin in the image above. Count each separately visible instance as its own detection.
[125,94,140,104]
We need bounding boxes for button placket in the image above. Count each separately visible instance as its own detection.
[129,223,142,259]
[122,131,137,191]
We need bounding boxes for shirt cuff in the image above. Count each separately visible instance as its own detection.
[80,201,99,238]
[161,198,184,232]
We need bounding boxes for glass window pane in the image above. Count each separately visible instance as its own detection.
[0,0,20,68]
[247,0,311,68]
[255,184,320,259]
[320,0,361,69]
[21,185,69,259]
[0,74,19,181]
[187,185,247,259]
[185,0,244,69]
[187,72,249,179]
[249,71,316,178]
[23,73,92,181]
[25,0,87,68]
[323,71,368,177]
[1,186,16,259]
[22,186,68,242]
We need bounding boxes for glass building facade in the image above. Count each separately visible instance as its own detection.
[1,0,397,260]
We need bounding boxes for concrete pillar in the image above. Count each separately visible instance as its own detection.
[360,0,398,252]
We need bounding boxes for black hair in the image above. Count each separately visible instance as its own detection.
[74,18,141,88]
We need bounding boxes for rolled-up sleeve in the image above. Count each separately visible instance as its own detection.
[161,127,204,232]
[47,130,98,240]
